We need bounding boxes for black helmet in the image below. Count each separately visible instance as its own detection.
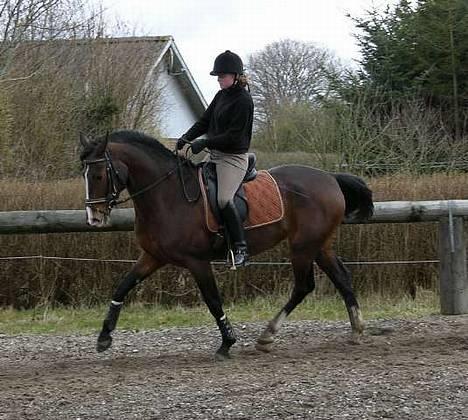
[210,50,244,75]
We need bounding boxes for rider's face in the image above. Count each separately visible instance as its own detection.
[217,73,236,90]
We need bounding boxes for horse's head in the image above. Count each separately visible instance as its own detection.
[79,132,127,227]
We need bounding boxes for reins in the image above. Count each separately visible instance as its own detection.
[175,148,200,203]
[113,166,179,206]
[84,146,200,209]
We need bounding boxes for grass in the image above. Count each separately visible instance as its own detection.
[0,291,440,335]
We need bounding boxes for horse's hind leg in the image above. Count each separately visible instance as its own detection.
[96,252,163,352]
[256,252,315,352]
[315,247,364,336]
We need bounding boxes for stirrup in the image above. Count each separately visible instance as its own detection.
[227,248,249,270]
[227,248,236,270]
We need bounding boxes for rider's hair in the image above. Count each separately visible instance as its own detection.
[237,73,249,89]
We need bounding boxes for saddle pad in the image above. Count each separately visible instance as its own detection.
[199,169,285,233]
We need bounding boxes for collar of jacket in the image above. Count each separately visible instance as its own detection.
[223,82,243,95]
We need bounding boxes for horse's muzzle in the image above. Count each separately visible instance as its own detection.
[86,206,110,227]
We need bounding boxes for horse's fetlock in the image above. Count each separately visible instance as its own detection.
[104,302,123,331]
[216,315,236,343]
[267,322,279,335]
[96,333,113,353]
[224,335,236,346]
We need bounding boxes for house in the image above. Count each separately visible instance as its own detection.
[88,36,207,140]
[126,36,207,139]
[6,35,207,141]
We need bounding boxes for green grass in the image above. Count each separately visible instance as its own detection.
[0,292,440,335]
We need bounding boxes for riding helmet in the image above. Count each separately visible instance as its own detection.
[210,50,244,75]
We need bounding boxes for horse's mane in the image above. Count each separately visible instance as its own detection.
[80,130,193,165]
[110,130,177,160]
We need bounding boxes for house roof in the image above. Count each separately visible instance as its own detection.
[7,35,207,117]
[84,36,208,114]
[89,36,207,116]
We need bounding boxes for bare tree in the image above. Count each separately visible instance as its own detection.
[0,1,165,178]
[0,0,103,82]
[247,39,341,123]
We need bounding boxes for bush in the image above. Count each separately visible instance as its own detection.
[252,95,468,175]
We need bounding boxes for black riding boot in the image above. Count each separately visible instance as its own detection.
[220,201,249,267]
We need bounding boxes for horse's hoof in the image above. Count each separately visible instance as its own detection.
[215,350,232,362]
[255,341,274,353]
[348,333,363,345]
[257,333,274,345]
[96,336,112,353]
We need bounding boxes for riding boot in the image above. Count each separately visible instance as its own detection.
[220,201,249,267]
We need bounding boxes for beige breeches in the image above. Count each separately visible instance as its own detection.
[206,150,249,209]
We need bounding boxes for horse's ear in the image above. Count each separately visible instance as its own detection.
[79,132,90,148]
[95,133,109,155]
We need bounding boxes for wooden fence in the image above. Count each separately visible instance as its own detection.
[1,200,468,315]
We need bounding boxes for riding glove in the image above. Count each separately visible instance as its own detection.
[190,139,208,155]
[176,136,189,150]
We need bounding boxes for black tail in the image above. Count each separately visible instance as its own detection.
[333,173,374,221]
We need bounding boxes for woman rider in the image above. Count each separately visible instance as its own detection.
[177,50,254,267]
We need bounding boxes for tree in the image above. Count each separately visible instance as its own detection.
[0,0,97,77]
[247,39,341,123]
[350,0,468,139]
[413,0,468,140]
[0,2,164,178]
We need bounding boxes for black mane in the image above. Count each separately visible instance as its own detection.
[109,130,177,160]
[80,130,192,165]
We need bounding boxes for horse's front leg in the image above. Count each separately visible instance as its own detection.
[187,259,236,361]
[97,252,164,352]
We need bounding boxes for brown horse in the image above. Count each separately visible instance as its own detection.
[79,130,373,360]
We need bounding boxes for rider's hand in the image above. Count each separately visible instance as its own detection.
[176,136,188,150]
[190,139,207,155]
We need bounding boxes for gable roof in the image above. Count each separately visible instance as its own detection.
[92,36,208,115]
[7,35,207,116]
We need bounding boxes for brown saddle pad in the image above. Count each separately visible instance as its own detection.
[199,169,285,233]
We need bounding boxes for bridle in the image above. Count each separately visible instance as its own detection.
[83,150,124,210]
[83,147,199,211]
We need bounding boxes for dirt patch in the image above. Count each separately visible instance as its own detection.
[1,316,468,419]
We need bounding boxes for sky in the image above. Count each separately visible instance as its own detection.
[99,0,397,101]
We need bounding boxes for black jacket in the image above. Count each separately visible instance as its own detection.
[183,83,254,154]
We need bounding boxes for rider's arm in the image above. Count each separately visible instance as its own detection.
[182,92,220,141]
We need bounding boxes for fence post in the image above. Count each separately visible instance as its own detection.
[438,216,468,314]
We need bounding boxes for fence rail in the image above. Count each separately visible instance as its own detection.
[1,200,468,314]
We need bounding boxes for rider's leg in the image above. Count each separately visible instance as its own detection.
[213,151,249,267]
[220,201,248,266]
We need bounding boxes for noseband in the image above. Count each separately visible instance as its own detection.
[83,151,123,209]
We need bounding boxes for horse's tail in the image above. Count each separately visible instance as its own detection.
[333,173,374,221]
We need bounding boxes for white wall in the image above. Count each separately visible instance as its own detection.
[155,68,201,139]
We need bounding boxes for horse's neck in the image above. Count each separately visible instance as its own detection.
[116,145,186,216]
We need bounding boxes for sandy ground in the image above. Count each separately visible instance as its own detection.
[1,315,468,419]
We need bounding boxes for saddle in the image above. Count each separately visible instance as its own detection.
[198,153,284,233]
[201,153,257,224]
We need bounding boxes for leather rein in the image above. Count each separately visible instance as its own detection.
[83,148,198,210]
